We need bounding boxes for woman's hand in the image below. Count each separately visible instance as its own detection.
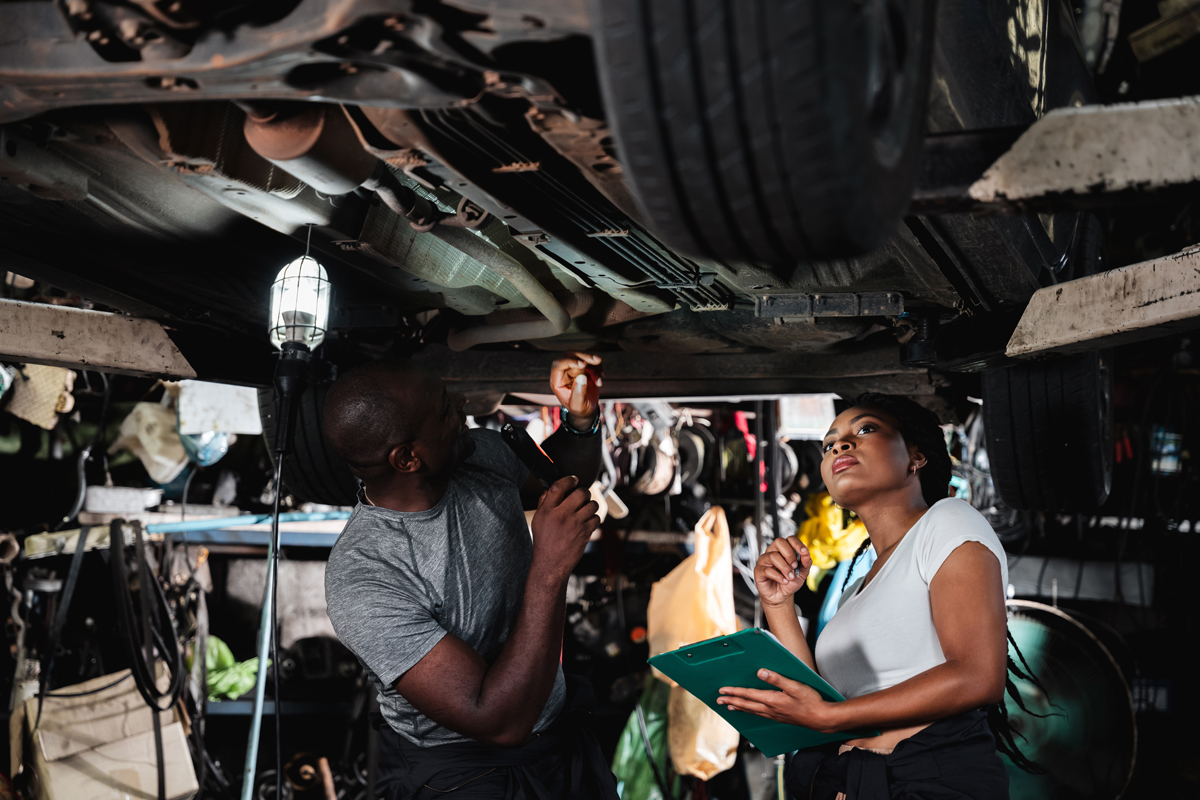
[754,536,812,608]
[717,670,838,733]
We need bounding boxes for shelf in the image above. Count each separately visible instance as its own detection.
[169,528,342,548]
[205,700,353,716]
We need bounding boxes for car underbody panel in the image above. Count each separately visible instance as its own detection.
[0,0,1102,404]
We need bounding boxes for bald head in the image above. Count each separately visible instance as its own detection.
[323,360,435,479]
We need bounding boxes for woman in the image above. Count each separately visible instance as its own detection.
[717,394,1013,799]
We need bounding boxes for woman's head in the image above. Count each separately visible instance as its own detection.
[819,392,951,510]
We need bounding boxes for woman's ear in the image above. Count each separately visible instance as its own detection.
[908,444,927,474]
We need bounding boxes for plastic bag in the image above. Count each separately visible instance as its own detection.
[108,402,188,484]
[797,491,868,591]
[647,506,739,780]
[667,684,738,780]
[611,679,682,800]
[647,506,737,682]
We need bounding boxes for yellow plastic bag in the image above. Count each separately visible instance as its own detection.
[647,506,737,680]
[667,684,738,780]
[647,506,738,779]
[797,492,868,591]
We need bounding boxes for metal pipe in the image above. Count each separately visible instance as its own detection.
[360,168,571,350]
[431,225,571,351]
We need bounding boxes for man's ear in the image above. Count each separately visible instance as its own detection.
[389,443,421,475]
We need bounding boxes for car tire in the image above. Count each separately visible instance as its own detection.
[258,385,359,507]
[982,350,1114,512]
[590,0,935,267]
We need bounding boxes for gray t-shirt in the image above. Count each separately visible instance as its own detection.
[324,428,566,746]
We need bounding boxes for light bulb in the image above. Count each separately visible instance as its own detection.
[268,256,330,350]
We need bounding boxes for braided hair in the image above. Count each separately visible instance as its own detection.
[833,393,1048,772]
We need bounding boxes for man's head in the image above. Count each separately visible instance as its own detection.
[323,360,474,487]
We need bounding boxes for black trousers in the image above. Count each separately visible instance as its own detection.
[375,680,619,800]
[785,710,1010,800]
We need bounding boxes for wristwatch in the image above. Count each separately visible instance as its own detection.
[560,407,601,436]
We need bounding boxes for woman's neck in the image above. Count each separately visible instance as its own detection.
[853,491,931,556]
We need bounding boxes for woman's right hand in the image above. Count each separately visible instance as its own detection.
[754,536,813,608]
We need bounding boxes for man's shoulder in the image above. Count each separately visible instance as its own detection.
[327,508,400,577]
[465,427,506,464]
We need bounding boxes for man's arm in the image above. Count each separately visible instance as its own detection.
[538,421,602,487]
[392,476,600,747]
[521,352,604,507]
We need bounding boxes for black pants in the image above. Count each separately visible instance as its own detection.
[785,710,1010,800]
[375,680,619,800]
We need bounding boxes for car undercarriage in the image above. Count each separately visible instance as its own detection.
[1,0,1127,511]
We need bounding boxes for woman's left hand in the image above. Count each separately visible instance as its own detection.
[718,670,837,733]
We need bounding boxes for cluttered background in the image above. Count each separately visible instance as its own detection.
[1,330,1197,800]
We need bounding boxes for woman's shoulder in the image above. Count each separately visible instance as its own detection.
[920,497,993,531]
[912,498,1006,581]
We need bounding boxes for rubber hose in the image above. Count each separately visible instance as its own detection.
[429,225,571,351]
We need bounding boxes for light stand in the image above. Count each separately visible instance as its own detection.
[241,251,330,800]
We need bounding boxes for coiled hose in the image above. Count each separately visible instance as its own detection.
[110,519,188,800]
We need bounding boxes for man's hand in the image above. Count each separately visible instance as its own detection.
[530,475,601,581]
[550,352,602,427]
[754,536,813,608]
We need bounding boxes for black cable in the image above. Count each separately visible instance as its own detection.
[35,525,93,728]
[109,520,187,712]
[109,518,189,800]
[48,672,131,698]
[134,522,168,800]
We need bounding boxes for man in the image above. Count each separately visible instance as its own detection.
[322,352,618,799]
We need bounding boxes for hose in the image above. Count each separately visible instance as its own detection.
[109,519,187,800]
[109,520,188,709]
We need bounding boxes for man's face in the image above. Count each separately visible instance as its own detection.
[406,372,474,477]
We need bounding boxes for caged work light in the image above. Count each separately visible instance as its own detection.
[244,249,332,800]
[268,255,331,351]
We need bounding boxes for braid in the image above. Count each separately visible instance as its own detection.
[840,538,872,593]
[988,631,1060,773]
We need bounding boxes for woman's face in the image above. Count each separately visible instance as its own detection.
[819,407,924,509]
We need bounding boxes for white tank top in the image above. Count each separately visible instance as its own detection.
[814,498,1008,699]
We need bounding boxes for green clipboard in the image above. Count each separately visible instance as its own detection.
[647,628,879,757]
